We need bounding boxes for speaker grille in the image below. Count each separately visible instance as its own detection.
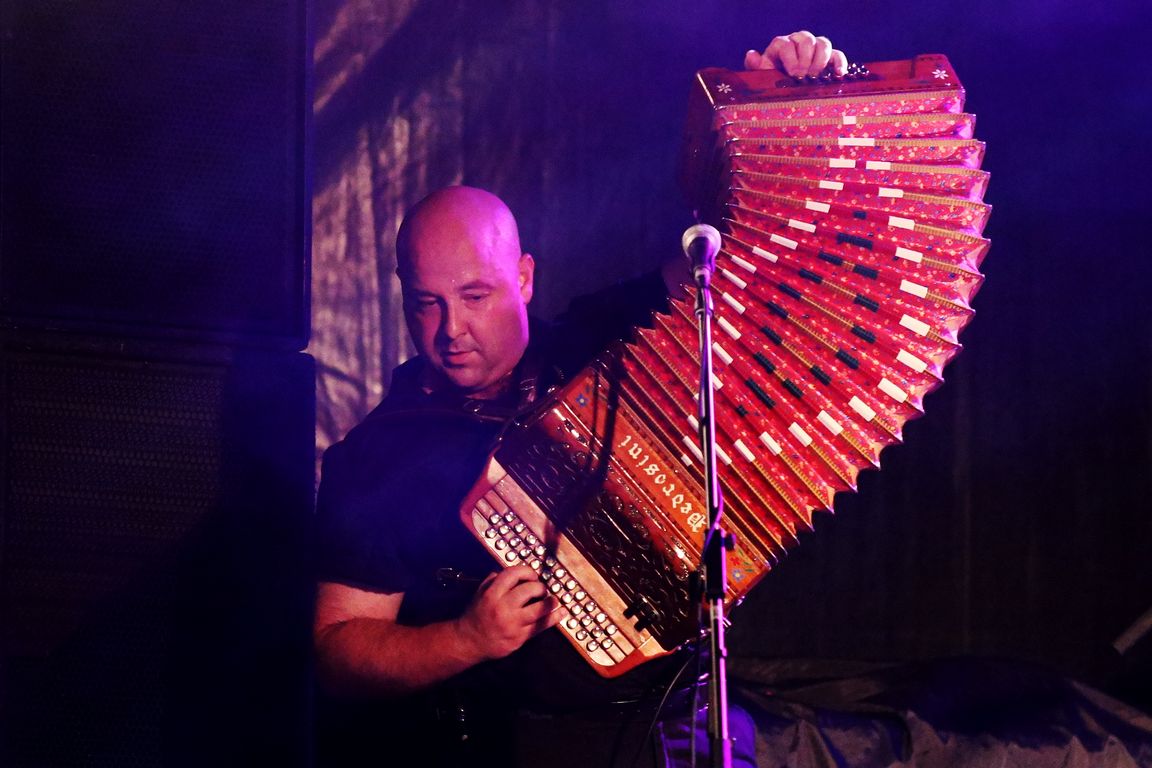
[0,1,309,347]
[1,342,314,766]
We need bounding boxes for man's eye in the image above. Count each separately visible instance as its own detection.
[463,293,488,303]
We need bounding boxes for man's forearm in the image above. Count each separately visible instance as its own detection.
[314,616,482,698]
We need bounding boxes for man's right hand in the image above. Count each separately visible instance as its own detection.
[314,570,558,697]
[456,565,559,660]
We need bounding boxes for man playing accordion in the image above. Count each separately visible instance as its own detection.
[313,32,848,767]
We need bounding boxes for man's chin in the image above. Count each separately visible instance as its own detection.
[443,368,515,399]
[441,366,488,393]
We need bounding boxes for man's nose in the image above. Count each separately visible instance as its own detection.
[439,300,465,340]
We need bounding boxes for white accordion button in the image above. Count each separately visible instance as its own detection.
[878,377,909,403]
[712,341,735,365]
[897,349,929,373]
[721,292,746,314]
[733,439,756,462]
[730,255,757,273]
[682,436,705,463]
[849,396,877,421]
[895,246,923,263]
[899,279,929,298]
[716,317,741,341]
[751,245,780,262]
[817,410,844,435]
[758,431,783,455]
[788,422,813,447]
[769,233,797,250]
[721,268,747,289]
[899,314,931,337]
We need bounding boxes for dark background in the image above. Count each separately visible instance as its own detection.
[2,0,1150,764]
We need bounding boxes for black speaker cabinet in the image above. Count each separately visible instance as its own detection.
[0,1,310,348]
[0,337,315,766]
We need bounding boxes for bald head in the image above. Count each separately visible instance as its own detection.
[395,186,535,398]
[397,186,523,281]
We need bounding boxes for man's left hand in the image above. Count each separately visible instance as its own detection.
[744,30,848,78]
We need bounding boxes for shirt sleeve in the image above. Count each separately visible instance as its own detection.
[314,435,411,593]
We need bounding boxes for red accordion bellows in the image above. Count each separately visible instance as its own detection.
[462,55,990,676]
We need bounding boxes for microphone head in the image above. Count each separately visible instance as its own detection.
[681,223,722,277]
[681,223,722,259]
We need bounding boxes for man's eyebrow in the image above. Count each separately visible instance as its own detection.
[458,280,496,292]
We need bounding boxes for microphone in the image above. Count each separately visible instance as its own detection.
[681,223,722,282]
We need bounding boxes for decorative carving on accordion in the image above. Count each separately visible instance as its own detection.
[461,54,989,676]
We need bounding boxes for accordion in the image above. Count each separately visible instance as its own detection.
[462,55,989,676]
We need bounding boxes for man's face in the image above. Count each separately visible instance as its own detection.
[400,218,534,399]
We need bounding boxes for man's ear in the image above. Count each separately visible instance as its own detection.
[518,253,535,303]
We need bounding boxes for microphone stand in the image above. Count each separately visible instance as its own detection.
[682,224,733,768]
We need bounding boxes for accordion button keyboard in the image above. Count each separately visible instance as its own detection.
[468,489,658,671]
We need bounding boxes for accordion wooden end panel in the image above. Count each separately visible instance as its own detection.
[463,54,990,676]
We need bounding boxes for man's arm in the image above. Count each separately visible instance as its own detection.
[313,565,559,697]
